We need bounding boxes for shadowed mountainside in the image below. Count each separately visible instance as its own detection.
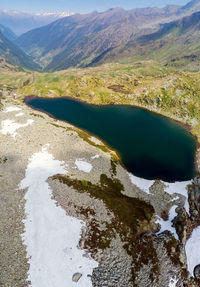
[0,32,40,70]
[0,24,17,41]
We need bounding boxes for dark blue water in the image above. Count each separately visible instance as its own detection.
[25,97,197,181]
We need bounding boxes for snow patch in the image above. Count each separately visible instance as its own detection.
[129,173,190,214]
[156,205,179,240]
[129,173,191,240]
[91,155,100,160]
[168,277,178,287]
[164,181,190,214]
[185,226,200,276]
[19,146,98,287]
[128,173,154,194]
[16,112,24,117]
[75,159,93,173]
[3,106,21,113]
[0,119,34,137]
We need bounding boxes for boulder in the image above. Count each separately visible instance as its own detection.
[72,272,82,282]
[194,265,200,280]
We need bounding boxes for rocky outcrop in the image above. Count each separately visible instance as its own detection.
[188,176,200,219]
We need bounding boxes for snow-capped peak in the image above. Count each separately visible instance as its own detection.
[35,11,74,18]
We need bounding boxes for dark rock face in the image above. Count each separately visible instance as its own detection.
[173,207,187,244]
[188,177,200,219]
[194,264,200,279]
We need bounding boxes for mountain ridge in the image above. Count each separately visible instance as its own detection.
[15,5,184,71]
[0,24,17,41]
[98,10,200,71]
[13,0,200,71]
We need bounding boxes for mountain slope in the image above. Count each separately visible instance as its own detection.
[99,11,200,71]
[179,0,200,13]
[0,32,40,70]
[0,10,73,35]
[15,6,182,71]
[0,24,16,41]
[14,0,200,71]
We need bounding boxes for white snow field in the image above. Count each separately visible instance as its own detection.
[129,173,155,194]
[19,145,98,287]
[185,226,200,276]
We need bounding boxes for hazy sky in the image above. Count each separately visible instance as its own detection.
[0,0,190,14]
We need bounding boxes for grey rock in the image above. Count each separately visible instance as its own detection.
[188,177,200,218]
[72,272,82,282]
[194,265,200,279]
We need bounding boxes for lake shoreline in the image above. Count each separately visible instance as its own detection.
[24,94,199,181]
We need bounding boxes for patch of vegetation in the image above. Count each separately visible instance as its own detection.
[130,234,160,283]
[30,112,44,118]
[67,126,111,154]
[52,173,154,239]
[72,205,113,251]
[81,179,88,187]
[110,154,119,176]
[164,237,182,267]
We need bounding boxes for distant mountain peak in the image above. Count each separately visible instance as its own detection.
[35,11,74,18]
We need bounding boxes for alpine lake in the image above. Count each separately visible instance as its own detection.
[25,96,197,182]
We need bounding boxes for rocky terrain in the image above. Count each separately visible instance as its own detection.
[1,81,200,286]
